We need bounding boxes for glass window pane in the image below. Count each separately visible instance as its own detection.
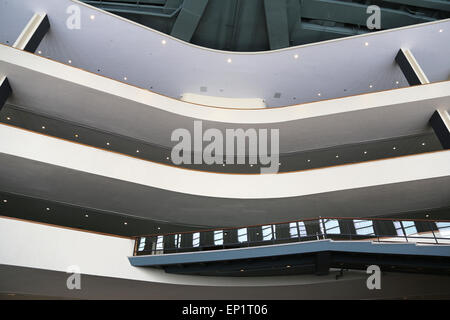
[321,219,340,234]
[156,235,163,250]
[214,230,223,245]
[262,225,275,240]
[138,237,146,251]
[354,219,375,235]
[289,222,298,238]
[298,222,307,237]
[193,232,200,247]
[238,228,248,243]
[436,222,450,238]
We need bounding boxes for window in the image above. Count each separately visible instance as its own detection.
[289,222,307,238]
[402,221,417,235]
[394,221,417,236]
[193,232,200,247]
[238,228,248,243]
[354,219,375,235]
[320,219,340,234]
[155,235,164,251]
[175,234,181,248]
[298,222,307,237]
[138,237,146,252]
[262,225,275,240]
[289,222,298,238]
[436,222,450,237]
[214,230,223,245]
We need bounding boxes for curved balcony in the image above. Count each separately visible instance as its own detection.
[130,217,450,277]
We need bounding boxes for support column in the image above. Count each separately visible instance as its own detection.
[430,110,450,149]
[170,0,209,42]
[13,13,50,53]
[263,0,290,50]
[0,76,12,112]
[395,48,430,86]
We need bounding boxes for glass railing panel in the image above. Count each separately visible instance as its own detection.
[435,222,450,244]
[273,223,292,242]
[247,226,263,245]
[176,233,193,252]
[199,230,216,250]
[302,219,322,241]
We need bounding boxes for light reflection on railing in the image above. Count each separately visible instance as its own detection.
[134,217,450,256]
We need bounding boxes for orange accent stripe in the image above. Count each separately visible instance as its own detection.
[0,121,447,176]
[1,42,449,111]
[0,215,133,239]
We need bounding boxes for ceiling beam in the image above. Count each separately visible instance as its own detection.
[430,110,450,149]
[0,76,12,112]
[13,13,49,53]
[300,0,435,29]
[395,48,430,86]
[383,0,450,12]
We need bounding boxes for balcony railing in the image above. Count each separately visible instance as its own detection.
[133,217,450,256]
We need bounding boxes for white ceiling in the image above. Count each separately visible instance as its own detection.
[1,44,449,153]
[0,0,449,108]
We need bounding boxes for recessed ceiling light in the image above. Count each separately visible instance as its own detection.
[41,126,46,129]
[307,159,311,162]
[294,54,299,59]
[123,77,127,81]
[6,116,11,120]
[136,150,140,153]
[106,142,110,146]
[46,207,50,211]
[364,151,367,154]
[369,84,373,88]
[365,42,369,46]
[227,58,232,63]
[157,227,161,230]
[124,222,128,225]
[90,15,95,20]
[68,60,72,64]
[335,155,339,158]
[395,81,399,85]
[393,146,396,150]
[85,214,89,218]
[161,39,167,45]
[422,142,426,146]
[3,199,7,203]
